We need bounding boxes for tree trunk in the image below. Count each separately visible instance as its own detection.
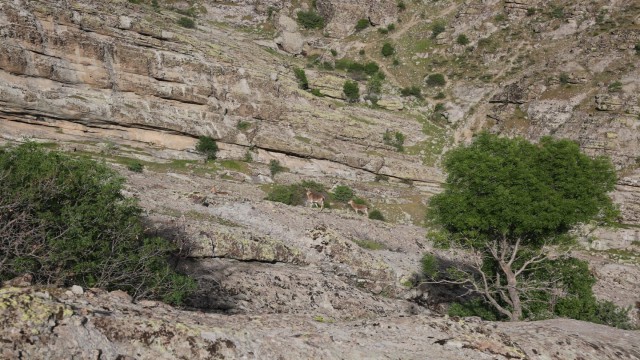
[500,260,522,321]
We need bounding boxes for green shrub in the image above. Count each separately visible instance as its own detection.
[310,88,324,97]
[381,42,395,57]
[383,130,405,152]
[343,80,360,102]
[237,121,251,131]
[243,150,253,163]
[387,23,396,32]
[400,86,421,98]
[332,185,354,202]
[355,19,370,31]
[152,0,159,9]
[269,159,285,176]
[374,174,389,182]
[426,73,446,86]
[266,181,326,206]
[359,49,365,55]
[177,17,195,29]
[378,27,389,35]
[127,161,144,173]
[368,209,385,221]
[392,58,400,66]
[293,67,309,90]
[431,21,446,38]
[195,136,218,160]
[0,143,195,304]
[266,185,300,205]
[397,1,406,11]
[297,10,324,29]
[434,91,446,99]
[434,103,445,112]
[559,72,570,84]
[456,34,470,45]
[330,49,338,56]
[364,61,380,76]
[551,6,564,19]
[608,81,622,92]
[366,74,384,101]
[635,43,640,54]
[526,7,536,16]
[353,239,386,250]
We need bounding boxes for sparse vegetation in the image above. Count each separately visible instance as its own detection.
[269,159,285,176]
[266,181,326,206]
[293,67,309,90]
[195,136,218,160]
[550,6,564,19]
[177,17,195,29]
[297,10,324,29]
[353,239,386,250]
[400,86,422,98]
[383,130,405,152]
[426,73,446,87]
[237,121,251,131]
[381,42,395,57]
[456,34,470,46]
[374,174,389,182]
[343,80,360,102]
[355,19,370,31]
[331,185,354,202]
[127,161,144,173]
[608,81,623,92]
[0,143,195,304]
[431,21,446,38]
[368,209,385,221]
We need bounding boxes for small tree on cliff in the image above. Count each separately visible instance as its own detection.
[426,133,618,321]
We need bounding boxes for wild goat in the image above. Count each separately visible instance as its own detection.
[305,188,325,211]
[348,199,368,216]
[211,185,229,195]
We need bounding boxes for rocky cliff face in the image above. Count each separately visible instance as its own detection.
[1,0,640,357]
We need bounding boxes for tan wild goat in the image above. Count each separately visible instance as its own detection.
[348,199,368,216]
[211,185,229,195]
[305,188,325,211]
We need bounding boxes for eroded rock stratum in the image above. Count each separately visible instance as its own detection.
[1,0,640,358]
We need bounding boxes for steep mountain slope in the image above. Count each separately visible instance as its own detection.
[1,0,639,357]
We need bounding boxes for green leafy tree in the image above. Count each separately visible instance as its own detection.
[426,133,618,321]
[0,143,195,304]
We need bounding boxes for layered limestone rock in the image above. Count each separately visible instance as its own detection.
[0,0,440,185]
[316,0,398,38]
